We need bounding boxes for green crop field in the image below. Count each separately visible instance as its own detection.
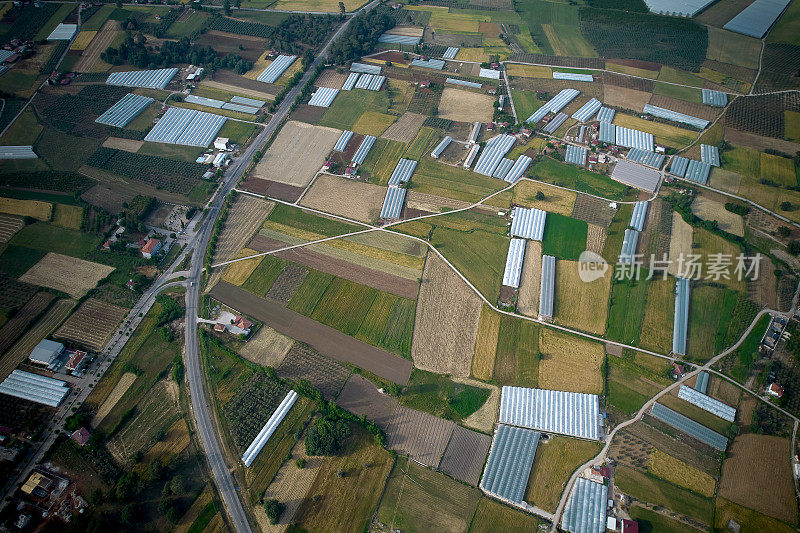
[412,158,508,204]
[630,505,698,533]
[470,498,540,532]
[241,255,285,296]
[81,4,115,30]
[726,314,769,383]
[653,81,702,104]
[615,466,714,524]
[319,90,390,131]
[511,90,545,123]
[687,285,738,361]
[268,203,360,237]
[404,126,439,161]
[288,269,335,315]
[606,352,670,417]
[531,157,630,200]
[0,245,47,278]
[400,369,491,422]
[166,11,211,38]
[601,203,634,264]
[360,138,406,186]
[542,212,587,260]
[217,121,258,145]
[493,315,539,386]
[34,3,75,41]
[10,223,101,259]
[606,277,649,345]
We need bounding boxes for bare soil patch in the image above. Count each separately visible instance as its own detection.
[691,196,744,236]
[667,213,693,276]
[381,112,426,143]
[513,181,576,215]
[603,86,652,113]
[385,406,455,468]
[252,121,341,187]
[725,128,800,155]
[586,224,607,254]
[197,31,267,62]
[241,179,305,202]
[266,262,307,304]
[91,372,137,428]
[438,88,494,123]
[238,325,294,368]
[299,174,385,223]
[213,69,280,96]
[412,253,482,377]
[211,281,412,384]
[438,424,491,486]
[719,434,797,523]
[337,374,398,428]
[102,137,144,153]
[54,298,127,351]
[315,69,348,90]
[571,193,616,226]
[517,240,542,317]
[276,342,351,399]
[20,253,114,298]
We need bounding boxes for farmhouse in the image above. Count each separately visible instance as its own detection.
[70,427,90,447]
[230,315,252,336]
[214,137,232,151]
[28,339,64,369]
[141,238,162,259]
[65,350,87,373]
[767,383,784,398]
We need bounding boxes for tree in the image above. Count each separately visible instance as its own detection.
[170,474,185,495]
[121,503,136,525]
[535,191,545,201]
[115,472,139,501]
[223,0,231,15]
[339,1,345,13]
[149,459,166,481]
[788,241,800,255]
[305,417,351,456]
[780,201,792,211]
[264,499,284,524]
[778,226,791,237]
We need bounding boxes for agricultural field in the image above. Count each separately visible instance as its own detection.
[223,372,289,452]
[438,88,495,123]
[639,277,676,354]
[537,329,604,394]
[299,174,385,223]
[352,110,396,136]
[412,253,482,377]
[647,449,716,498]
[470,498,540,532]
[472,305,502,381]
[492,314,540,387]
[541,213,587,260]
[616,465,714,524]
[54,298,127,352]
[529,158,629,200]
[553,259,611,335]
[517,239,543,318]
[512,180,576,216]
[606,352,670,418]
[715,498,798,533]
[606,277,649,346]
[20,252,114,298]
[0,198,52,220]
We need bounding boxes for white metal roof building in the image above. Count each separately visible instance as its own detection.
[502,238,526,288]
[351,135,376,164]
[479,424,541,505]
[673,276,690,356]
[0,370,70,408]
[503,155,533,183]
[0,50,14,63]
[553,71,593,82]
[723,0,792,37]
[380,186,407,219]
[96,93,155,128]
[643,0,716,16]
[702,89,727,107]
[542,112,568,134]
[411,58,445,69]
[694,371,709,394]
[242,390,298,466]
[610,160,661,192]
[678,385,737,421]
[350,62,381,75]
[629,201,649,232]
[222,102,258,114]
[493,158,515,181]
[378,33,420,45]
[186,94,224,108]
[613,125,654,151]
[0,146,37,159]
[526,89,580,123]
[107,68,178,89]
[565,145,587,166]
[446,78,482,89]
[539,254,556,319]
[701,144,720,167]
[231,96,265,107]
[685,159,711,184]
[598,121,615,143]
[388,158,417,185]
[479,68,501,79]
[257,55,296,83]
[626,148,665,169]
[669,155,690,177]
[333,130,353,152]
[442,46,459,59]
[651,402,728,450]
[308,87,339,107]
[431,136,452,158]
[469,121,481,144]
[619,229,639,263]
[354,73,385,91]
[144,107,226,147]
[643,104,709,129]
[572,98,602,122]
[498,386,601,440]
[596,107,615,123]
[474,134,516,176]
[47,23,77,40]
[510,206,546,241]
[342,72,360,90]
[464,143,480,168]
[562,478,608,533]
[28,339,64,369]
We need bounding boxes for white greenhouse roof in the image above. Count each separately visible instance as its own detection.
[222,102,258,114]
[0,370,69,408]
[474,134,515,176]
[0,146,37,159]
[695,371,709,394]
[442,46,459,59]
[643,104,709,129]
[446,78,482,89]
[96,93,154,128]
[614,125,654,151]
[388,158,417,185]
[479,68,501,79]
[723,0,792,37]
[553,71,593,82]
[242,390,297,466]
[610,160,661,192]
[502,238,526,288]
[542,112,568,134]
[596,107,615,123]
[412,58,445,70]
[685,159,711,184]
[352,135,376,164]
[565,144,587,166]
[333,130,354,152]
[626,148,665,169]
[231,95,265,107]
[378,33,420,45]
[629,201,648,232]
[572,98,602,122]
[504,155,532,183]
[539,254,555,318]
[702,89,727,107]
[510,206,546,241]
[479,424,540,504]
[562,478,608,533]
[107,68,178,89]
[673,277,690,355]
[186,94,224,108]
[47,23,77,41]
[499,386,601,440]
[308,87,339,107]
[350,62,381,75]
[257,55,296,84]
[431,136,452,158]
[493,157,515,181]
[380,186,407,219]
[598,121,615,143]
[144,107,226,147]
[354,73,385,91]
[619,228,639,263]
[670,155,690,177]
[644,0,716,16]
[342,72,360,90]
[651,402,727,450]
[526,89,580,123]
[701,144,720,167]
[678,385,736,421]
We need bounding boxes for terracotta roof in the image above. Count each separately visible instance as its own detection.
[142,238,160,254]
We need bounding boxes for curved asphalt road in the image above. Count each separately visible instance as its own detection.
[182,4,379,531]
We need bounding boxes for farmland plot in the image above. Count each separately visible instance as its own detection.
[221,248,263,286]
[20,252,114,298]
[553,259,611,335]
[336,374,398,428]
[381,112,426,143]
[276,343,350,399]
[54,298,127,351]
[667,213,693,276]
[0,214,24,243]
[223,372,289,452]
[438,88,494,123]
[512,181,576,215]
[251,121,341,187]
[74,20,120,72]
[647,449,716,497]
[691,196,744,236]
[437,424,491,486]
[238,325,294,368]
[265,262,307,303]
[0,198,52,220]
[0,292,54,355]
[517,240,543,317]
[719,434,797,523]
[299,174,385,223]
[385,406,455,468]
[471,305,501,380]
[639,277,676,354]
[538,329,604,394]
[91,372,137,428]
[412,253,482,377]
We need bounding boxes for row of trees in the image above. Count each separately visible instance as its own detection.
[328,7,396,65]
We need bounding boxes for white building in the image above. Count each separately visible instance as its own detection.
[214,137,231,151]
[28,340,64,369]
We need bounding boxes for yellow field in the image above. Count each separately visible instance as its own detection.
[647,449,716,497]
[135,418,191,474]
[506,64,552,78]
[761,153,796,185]
[553,260,611,335]
[429,10,488,33]
[606,62,659,79]
[70,30,97,50]
[268,0,366,11]
[455,47,490,62]
[513,181,576,215]
[0,198,52,220]
[472,305,501,380]
[244,50,273,80]
[614,113,697,148]
[692,227,744,291]
[538,328,604,394]
[352,110,397,136]
[52,204,83,229]
[221,248,263,285]
[640,277,675,353]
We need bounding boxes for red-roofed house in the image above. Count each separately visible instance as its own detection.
[671,362,686,379]
[71,428,90,447]
[621,519,638,533]
[767,382,784,398]
[229,316,252,336]
[65,350,87,372]
[141,238,162,259]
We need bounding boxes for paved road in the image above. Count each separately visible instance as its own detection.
[181,4,379,531]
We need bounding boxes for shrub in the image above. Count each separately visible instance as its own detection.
[305,417,351,456]
[264,499,284,524]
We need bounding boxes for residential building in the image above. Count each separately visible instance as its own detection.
[141,238,162,259]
